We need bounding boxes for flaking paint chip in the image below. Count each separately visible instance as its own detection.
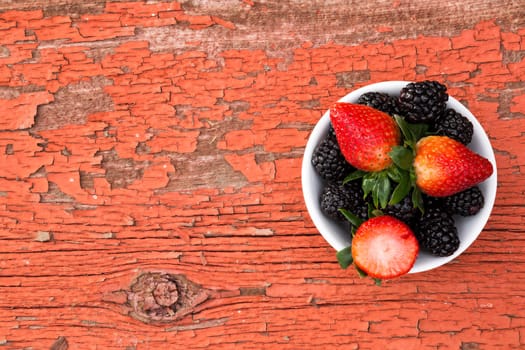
[35,231,53,242]
[102,232,115,239]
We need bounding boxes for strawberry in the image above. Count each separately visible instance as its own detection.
[330,102,401,172]
[351,215,419,279]
[413,135,493,197]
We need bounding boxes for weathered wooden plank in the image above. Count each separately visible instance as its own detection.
[0,0,524,349]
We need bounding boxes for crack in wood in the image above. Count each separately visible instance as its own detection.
[239,286,266,296]
[461,342,481,350]
[165,317,229,332]
[50,336,68,350]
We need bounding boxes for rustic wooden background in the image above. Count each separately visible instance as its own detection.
[1,0,524,349]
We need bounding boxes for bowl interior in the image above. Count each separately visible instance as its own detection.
[301,81,497,273]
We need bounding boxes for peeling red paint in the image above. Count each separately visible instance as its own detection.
[0,1,524,349]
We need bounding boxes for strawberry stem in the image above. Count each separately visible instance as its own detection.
[336,246,353,269]
[338,208,363,228]
[376,172,391,209]
[362,171,392,209]
[394,115,428,149]
[354,264,368,278]
[389,146,414,170]
[411,186,425,214]
[343,169,367,184]
[389,170,411,205]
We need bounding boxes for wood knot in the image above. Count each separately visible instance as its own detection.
[153,280,179,306]
[127,272,209,324]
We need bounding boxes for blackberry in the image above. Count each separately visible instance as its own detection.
[399,80,448,123]
[357,92,401,116]
[415,208,460,257]
[311,134,353,182]
[444,186,484,216]
[320,181,369,222]
[423,194,446,213]
[320,182,349,221]
[344,180,370,221]
[382,195,422,228]
[433,108,473,145]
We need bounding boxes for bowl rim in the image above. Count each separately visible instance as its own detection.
[301,80,498,273]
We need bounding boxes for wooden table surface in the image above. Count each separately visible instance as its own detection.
[1,1,524,349]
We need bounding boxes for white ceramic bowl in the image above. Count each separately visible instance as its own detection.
[302,81,497,273]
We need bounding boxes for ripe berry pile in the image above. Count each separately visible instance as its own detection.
[312,81,494,281]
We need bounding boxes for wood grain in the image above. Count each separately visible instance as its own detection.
[0,1,524,349]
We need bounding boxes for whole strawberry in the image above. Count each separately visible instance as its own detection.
[413,135,493,197]
[352,215,419,280]
[330,103,401,172]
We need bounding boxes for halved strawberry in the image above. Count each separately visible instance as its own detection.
[351,215,419,279]
[414,135,493,197]
[330,102,401,172]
